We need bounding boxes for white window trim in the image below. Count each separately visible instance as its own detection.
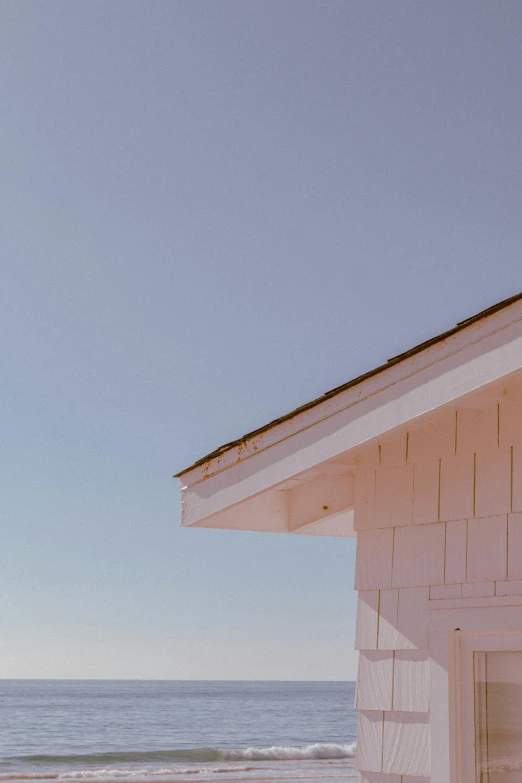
[450,629,522,783]
[428,599,522,783]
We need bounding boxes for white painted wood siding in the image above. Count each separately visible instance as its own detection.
[354,388,522,780]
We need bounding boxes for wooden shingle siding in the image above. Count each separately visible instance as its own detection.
[475,447,512,517]
[354,384,522,780]
[406,406,456,463]
[496,579,522,595]
[356,652,394,711]
[382,712,430,777]
[512,445,522,512]
[374,464,414,529]
[461,581,495,598]
[356,710,384,773]
[354,469,376,530]
[499,388,522,449]
[396,587,428,650]
[379,429,408,468]
[378,589,400,650]
[355,529,393,589]
[376,588,429,650]
[444,519,467,583]
[430,583,461,599]
[508,512,522,578]
[355,590,379,650]
[392,523,445,588]
[356,442,381,470]
[456,405,498,454]
[439,452,475,521]
[392,651,430,713]
[412,458,440,525]
[466,515,508,582]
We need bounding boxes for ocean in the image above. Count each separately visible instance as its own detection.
[0,681,358,783]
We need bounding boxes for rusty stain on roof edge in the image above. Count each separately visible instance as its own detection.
[174,291,522,478]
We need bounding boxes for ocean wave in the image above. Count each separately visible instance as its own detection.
[0,742,355,781]
[62,767,261,780]
[219,744,355,761]
[65,767,260,780]
[2,744,355,767]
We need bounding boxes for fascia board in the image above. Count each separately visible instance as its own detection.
[181,301,522,488]
[181,308,522,529]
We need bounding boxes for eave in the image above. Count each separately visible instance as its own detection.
[176,293,522,538]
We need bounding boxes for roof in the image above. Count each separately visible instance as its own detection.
[175,291,522,478]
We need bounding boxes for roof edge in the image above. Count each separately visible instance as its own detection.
[174,291,522,478]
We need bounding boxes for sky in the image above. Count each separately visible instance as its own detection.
[1,1,521,681]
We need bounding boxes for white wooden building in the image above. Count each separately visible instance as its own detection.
[176,293,522,783]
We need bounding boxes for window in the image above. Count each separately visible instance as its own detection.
[474,651,522,783]
[454,632,522,783]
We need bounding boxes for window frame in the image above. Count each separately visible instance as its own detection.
[451,629,522,783]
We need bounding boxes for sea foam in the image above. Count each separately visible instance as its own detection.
[0,743,356,781]
[219,744,355,761]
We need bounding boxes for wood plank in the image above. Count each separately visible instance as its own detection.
[496,579,522,596]
[474,447,511,517]
[499,386,522,449]
[378,589,399,650]
[374,464,414,528]
[427,595,522,611]
[356,442,381,470]
[288,473,354,531]
[290,507,355,536]
[412,458,440,525]
[382,712,430,777]
[185,486,289,532]
[397,587,429,650]
[508,512,522,578]
[430,584,462,599]
[466,515,508,582]
[512,444,522,512]
[439,453,474,521]
[392,523,445,588]
[355,590,379,650]
[354,469,376,530]
[355,529,394,590]
[407,406,456,463]
[392,651,430,712]
[374,587,428,652]
[456,404,498,454]
[356,710,384,773]
[445,519,467,584]
[379,429,407,468]
[359,775,401,783]
[429,629,451,783]
[356,651,394,711]
[461,581,495,598]
[428,603,522,633]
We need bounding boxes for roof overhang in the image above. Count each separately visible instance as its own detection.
[176,295,522,537]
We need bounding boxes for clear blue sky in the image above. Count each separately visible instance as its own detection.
[1,1,521,680]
